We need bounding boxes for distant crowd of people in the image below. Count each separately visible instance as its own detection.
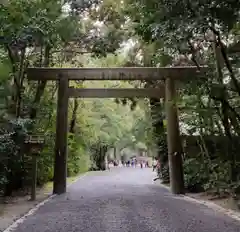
[108,158,151,168]
[108,157,161,181]
[123,159,150,168]
[108,157,160,169]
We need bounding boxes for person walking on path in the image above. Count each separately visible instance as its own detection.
[131,159,134,167]
[134,158,137,168]
[152,158,157,171]
[145,161,149,168]
[153,159,161,181]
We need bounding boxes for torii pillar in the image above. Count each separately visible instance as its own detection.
[165,77,185,194]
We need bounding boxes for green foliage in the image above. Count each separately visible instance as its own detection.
[68,134,90,176]
[125,0,240,47]
[36,136,55,185]
[76,81,152,166]
[204,160,232,194]
[183,155,234,194]
[183,157,209,193]
[0,118,30,195]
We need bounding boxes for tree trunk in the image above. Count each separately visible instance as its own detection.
[69,99,79,133]
[149,98,169,182]
[29,45,51,120]
[213,39,237,183]
[113,147,117,159]
[15,48,26,118]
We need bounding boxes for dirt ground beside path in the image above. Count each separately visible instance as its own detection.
[0,189,51,232]
[158,182,240,214]
[187,192,240,212]
[0,175,84,232]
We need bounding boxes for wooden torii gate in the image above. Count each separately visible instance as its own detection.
[27,66,207,195]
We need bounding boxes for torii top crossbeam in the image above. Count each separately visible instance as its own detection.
[27,66,207,81]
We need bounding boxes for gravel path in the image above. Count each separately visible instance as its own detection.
[9,167,240,232]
